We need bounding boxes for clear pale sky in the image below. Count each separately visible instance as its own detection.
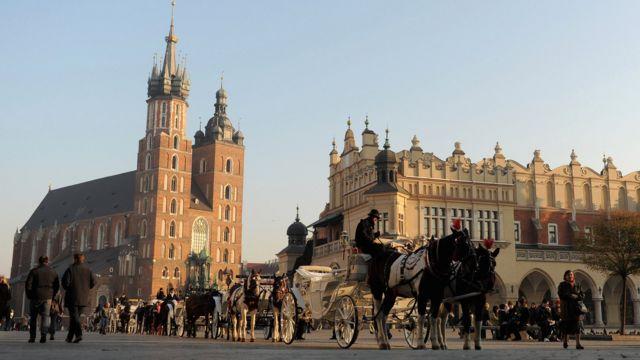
[2,1,640,276]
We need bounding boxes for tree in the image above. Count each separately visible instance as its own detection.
[575,211,640,334]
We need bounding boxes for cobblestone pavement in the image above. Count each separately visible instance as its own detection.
[2,329,639,360]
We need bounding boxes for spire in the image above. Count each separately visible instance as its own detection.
[330,138,337,154]
[383,128,390,150]
[162,0,179,78]
[295,205,300,222]
[347,116,351,129]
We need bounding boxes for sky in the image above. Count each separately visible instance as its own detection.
[2,1,640,276]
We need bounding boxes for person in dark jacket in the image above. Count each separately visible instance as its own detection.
[156,287,166,300]
[25,256,60,343]
[62,253,96,343]
[354,209,383,257]
[0,276,11,330]
[558,270,584,350]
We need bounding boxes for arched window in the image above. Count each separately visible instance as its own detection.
[583,183,592,210]
[230,250,235,264]
[140,220,147,238]
[170,199,177,214]
[223,249,229,263]
[216,248,221,262]
[224,205,230,221]
[226,158,233,173]
[143,176,149,192]
[62,229,70,250]
[97,224,106,250]
[173,135,179,149]
[618,187,627,210]
[80,229,87,251]
[114,222,122,246]
[218,270,223,282]
[143,198,148,214]
[171,176,177,192]
[191,218,209,254]
[171,155,178,170]
[199,159,207,174]
[146,134,152,150]
[565,183,573,209]
[224,185,232,200]
[161,102,167,127]
[169,221,176,238]
[601,185,609,210]
[546,181,555,207]
[223,227,230,242]
[168,244,175,259]
[174,267,180,278]
[145,153,151,170]
[162,267,168,278]
[46,232,53,258]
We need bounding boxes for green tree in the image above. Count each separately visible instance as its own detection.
[575,211,640,334]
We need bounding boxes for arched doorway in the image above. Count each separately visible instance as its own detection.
[518,269,556,304]
[602,276,637,327]
[574,271,598,325]
[487,273,507,306]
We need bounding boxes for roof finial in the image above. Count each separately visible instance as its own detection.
[198,116,202,131]
[332,138,336,149]
[295,205,300,222]
[347,116,351,129]
[220,71,224,89]
[384,128,390,150]
[170,0,176,27]
[365,114,369,129]
[48,182,52,192]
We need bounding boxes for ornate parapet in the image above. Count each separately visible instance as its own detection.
[313,241,343,258]
[516,248,583,263]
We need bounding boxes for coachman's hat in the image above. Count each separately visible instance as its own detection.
[368,209,381,219]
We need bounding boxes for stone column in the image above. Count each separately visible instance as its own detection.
[633,300,640,326]
[592,298,604,326]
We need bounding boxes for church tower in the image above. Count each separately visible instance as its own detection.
[133,3,193,297]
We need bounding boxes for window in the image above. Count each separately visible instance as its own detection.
[224,227,230,242]
[171,176,177,192]
[398,213,404,235]
[224,205,230,221]
[171,155,178,170]
[199,159,207,174]
[169,221,176,238]
[226,159,233,173]
[143,198,148,214]
[450,208,473,235]
[223,249,229,263]
[174,267,180,278]
[423,207,446,238]
[144,176,150,192]
[224,185,232,200]
[548,224,558,245]
[46,233,53,258]
[168,244,175,259]
[114,222,122,246]
[161,102,167,127]
[97,224,106,250]
[162,267,169,278]
[170,199,177,214]
[514,221,521,243]
[140,220,147,238]
[80,229,87,251]
[191,218,209,254]
[376,212,389,234]
[146,134,152,150]
[62,229,70,250]
[173,135,179,149]
[478,210,499,240]
[145,153,151,170]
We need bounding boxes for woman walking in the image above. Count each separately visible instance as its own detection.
[557,270,584,350]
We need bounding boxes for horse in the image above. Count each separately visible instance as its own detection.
[107,306,119,334]
[228,271,261,342]
[270,274,291,342]
[118,303,132,333]
[448,239,500,350]
[366,224,470,350]
[184,290,221,338]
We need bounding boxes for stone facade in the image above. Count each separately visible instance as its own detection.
[308,119,640,327]
[9,12,244,317]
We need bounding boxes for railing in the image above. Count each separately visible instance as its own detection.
[313,241,344,258]
[516,248,583,263]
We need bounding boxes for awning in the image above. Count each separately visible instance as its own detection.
[309,212,343,228]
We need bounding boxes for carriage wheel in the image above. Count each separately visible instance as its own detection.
[402,309,429,349]
[176,315,185,337]
[280,293,298,345]
[210,313,220,340]
[334,296,359,349]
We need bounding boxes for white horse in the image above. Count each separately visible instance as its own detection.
[228,271,261,342]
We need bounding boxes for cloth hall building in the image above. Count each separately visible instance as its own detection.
[9,13,245,317]
[289,119,640,328]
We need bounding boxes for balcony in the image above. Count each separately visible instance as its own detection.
[313,241,344,258]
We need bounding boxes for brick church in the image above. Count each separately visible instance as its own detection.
[9,10,245,317]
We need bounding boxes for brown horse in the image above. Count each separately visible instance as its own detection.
[184,291,220,338]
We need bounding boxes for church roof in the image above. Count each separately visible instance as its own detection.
[22,171,136,231]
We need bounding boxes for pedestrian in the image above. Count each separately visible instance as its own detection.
[156,287,166,300]
[0,276,12,331]
[48,292,64,340]
[25,255,60,343]
[62,253,96,343]
[558,270,584,350]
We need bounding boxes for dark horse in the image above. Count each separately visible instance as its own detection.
[184,290,221,338]
[366,225,470,350]
[269,274,291,342]
[450,239,500,350]
[367,224,471,350]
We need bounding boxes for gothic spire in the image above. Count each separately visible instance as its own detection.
[161,0,179,78]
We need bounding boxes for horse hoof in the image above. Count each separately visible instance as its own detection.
[378,344,390,350]
[432,345,440,350]
[250,339,255,343]
[475,345,482,350]
[416,344,425,350]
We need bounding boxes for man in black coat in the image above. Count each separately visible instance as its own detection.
[0,276,11,330]
[62,253,96,343]
[354,209,383,257]
[25,256,60,343]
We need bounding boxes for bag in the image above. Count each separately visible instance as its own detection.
[576,301,588,314]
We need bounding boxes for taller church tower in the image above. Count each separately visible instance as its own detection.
[133,4,193,297]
